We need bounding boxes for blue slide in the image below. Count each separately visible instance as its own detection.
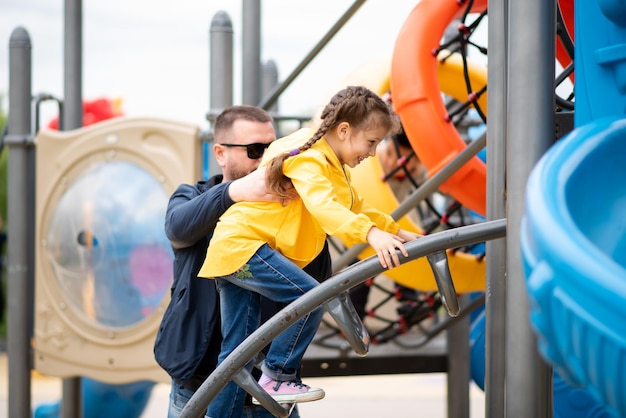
[470,311,618,417]
[520,1,626,416]
[521,117,626,418]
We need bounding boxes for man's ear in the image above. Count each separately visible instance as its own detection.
[213,143,226,165]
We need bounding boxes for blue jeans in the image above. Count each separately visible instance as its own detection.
[168,380,301,418]
[168,381,209,418]
[207,244,324,418]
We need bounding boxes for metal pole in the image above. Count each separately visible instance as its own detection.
[63,0,83,130]
[506,0,555,416]
[262,59,279,114]
[446,294,471,418]
[7,26,34,418]
[485,0,508,416]
[62,0,83,415]
[441,20,470,418]
[242,0,261,105]
[262,59,279,133]
[210,11,234,112]
[208,10,234,177]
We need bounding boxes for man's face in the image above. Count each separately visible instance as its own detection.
[216,119,276,181]
[377,138,422,181]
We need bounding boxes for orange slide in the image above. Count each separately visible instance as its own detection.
[391,0,489,217]
[391,0,574,218]
[346,54,488,292]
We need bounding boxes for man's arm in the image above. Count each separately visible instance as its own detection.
[165,167,283,250]
[165,181,234,250]
[226,166,285,203]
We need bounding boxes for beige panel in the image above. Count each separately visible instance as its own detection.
[34,117,201,384]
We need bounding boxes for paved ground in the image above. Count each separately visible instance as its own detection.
[0,352,486,418]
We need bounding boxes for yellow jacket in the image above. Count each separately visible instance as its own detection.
[198,128,400,278]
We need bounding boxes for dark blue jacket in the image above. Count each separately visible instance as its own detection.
[154,176,232,384]
[153,175,331,385]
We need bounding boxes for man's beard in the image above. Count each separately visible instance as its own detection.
[225,166,251,181]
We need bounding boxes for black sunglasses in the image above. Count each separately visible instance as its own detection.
[219,142,271,159]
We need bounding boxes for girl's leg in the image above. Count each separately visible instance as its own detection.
[208,278,261,418]
[230,245,324,381]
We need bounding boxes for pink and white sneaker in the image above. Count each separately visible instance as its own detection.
[252,378,325,404]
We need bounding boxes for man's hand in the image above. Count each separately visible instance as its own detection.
[228,167,292,203]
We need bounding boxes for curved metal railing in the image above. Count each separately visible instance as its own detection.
[180,218,507,417]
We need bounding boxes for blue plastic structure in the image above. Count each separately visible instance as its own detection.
[520,1,626,414]
[521,117,626,416]
[573,0,626,126]
[33,377,155,418]
[469,309,617,417]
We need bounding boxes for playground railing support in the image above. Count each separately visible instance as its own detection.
[179,218,507,418]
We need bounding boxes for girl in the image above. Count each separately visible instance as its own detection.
[198,85,421,417]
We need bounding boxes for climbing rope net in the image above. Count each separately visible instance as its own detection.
[313,2,574,354]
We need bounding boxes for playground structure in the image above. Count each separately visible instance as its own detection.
[3,0,626,418]
[521,1,626,416]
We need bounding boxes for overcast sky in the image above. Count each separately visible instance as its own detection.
[0,0,435,131]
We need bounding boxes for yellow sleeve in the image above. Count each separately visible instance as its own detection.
[345,167,400,235]
[351,191,400,235]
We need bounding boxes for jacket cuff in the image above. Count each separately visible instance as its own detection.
[221,181,236,208]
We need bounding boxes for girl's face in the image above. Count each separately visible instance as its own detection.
[334,122,389,168]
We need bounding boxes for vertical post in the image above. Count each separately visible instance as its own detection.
[446,295,470,418]
[7,26,34,418]
[62,0,83,416]
[485,0,508,416]
[261,60,278,113]
[506,0,555,416]
[208,10,234,177]
[63,0,83,131]
[242,0,261,105]
[441,22,469,418]
[262,59,279,132]
[210,11,233,112]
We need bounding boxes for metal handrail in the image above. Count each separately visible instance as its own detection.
[179,218,507,417]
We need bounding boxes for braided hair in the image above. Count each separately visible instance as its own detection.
[266,85,400,200]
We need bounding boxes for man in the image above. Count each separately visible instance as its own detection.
[377,129,428,225]
[154,105,331,417]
